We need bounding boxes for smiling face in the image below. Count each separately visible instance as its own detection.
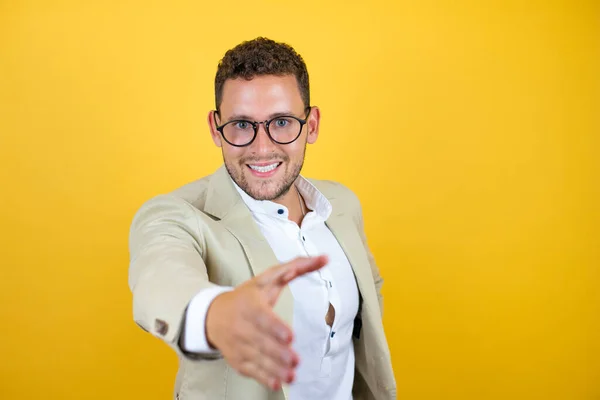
[208,74,320,201]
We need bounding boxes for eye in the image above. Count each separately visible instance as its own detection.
[274,118,289,127]
[234,121,250,130]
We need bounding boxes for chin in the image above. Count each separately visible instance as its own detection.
[225,159,301,201]
[246,179,289,201]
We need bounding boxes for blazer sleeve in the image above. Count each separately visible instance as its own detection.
[128,194,219,360]
[354,196,385,318]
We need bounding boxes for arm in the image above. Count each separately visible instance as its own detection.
[128,193,328,390]
[128,194,221,359]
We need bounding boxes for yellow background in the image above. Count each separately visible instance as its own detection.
[1,1,598,399]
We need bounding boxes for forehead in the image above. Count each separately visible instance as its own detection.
[220,75,304,117]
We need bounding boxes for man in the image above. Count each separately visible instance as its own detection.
[128,37,396,400]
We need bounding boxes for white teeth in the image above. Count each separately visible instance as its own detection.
[249,163,279,173]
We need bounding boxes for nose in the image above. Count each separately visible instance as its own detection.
[251,122,276,154]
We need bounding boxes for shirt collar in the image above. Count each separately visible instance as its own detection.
[231,175,332,221]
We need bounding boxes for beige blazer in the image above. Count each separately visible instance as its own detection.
[128,165,396,399]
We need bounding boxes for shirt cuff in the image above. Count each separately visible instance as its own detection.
[182,286,234,354]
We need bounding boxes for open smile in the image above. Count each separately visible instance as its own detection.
[246,162,282,177]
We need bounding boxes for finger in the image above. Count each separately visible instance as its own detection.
[255,257,313,287]
[235,292,293,345]
[253,307,294,345]
[258,255,328,288]
[235,315,296,383]
[278,254,328,285]
[239,360,281,391]
[254,316,299,367]
[245,339,295,385]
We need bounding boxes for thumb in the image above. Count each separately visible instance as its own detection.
[257,255,329,290]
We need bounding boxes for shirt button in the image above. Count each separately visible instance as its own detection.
[331,331,336,338]
[302,236,305,241]
[277,209,284,215]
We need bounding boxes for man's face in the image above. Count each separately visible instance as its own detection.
[208,75,320,201]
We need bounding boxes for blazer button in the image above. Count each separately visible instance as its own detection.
[155,319,169,336]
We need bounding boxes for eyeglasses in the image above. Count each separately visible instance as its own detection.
[214,107,312,147]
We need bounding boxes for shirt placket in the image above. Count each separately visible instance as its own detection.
[299,218,341,377]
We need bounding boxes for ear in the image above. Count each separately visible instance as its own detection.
[306,106,320,145]
[207,110,223,147]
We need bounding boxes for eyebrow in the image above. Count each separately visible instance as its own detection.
[226,110,300,121]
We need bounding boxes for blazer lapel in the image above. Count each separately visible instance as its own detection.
[324,196,391,399]
[220,204,295,325]
[203,166,280,279]
[204,166,294,399]
[324,199,378,313]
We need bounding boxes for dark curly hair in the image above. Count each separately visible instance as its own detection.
[214,37,310,110]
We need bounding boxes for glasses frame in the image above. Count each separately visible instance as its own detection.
[214,106,312,147]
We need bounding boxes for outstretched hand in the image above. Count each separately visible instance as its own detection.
[205,255,329,390]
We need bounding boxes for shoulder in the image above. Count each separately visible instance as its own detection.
[130,174,214,229]
[168,175,212,210]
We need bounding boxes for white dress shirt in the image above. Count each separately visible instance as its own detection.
[183,175,360,400]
